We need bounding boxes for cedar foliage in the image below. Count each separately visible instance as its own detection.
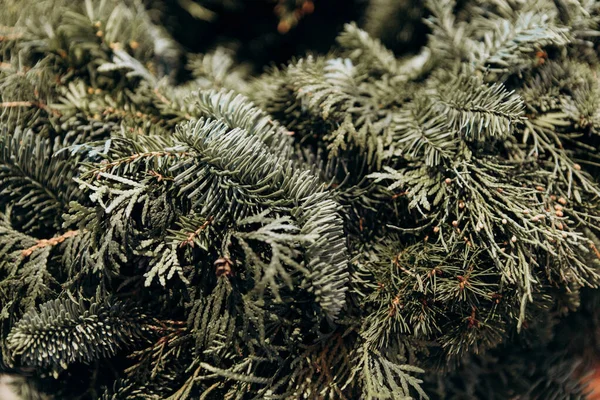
[1,0,600,399]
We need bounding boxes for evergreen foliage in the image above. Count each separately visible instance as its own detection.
[1,0,600,398]
[7,295,148,374]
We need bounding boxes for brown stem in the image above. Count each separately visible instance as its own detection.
[0,100,61,117]
[21,230,80,258]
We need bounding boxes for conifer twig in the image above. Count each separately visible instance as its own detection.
[0,101,62,117]
[21,230,79,258]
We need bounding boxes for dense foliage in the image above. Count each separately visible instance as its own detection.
[1,0,600,398]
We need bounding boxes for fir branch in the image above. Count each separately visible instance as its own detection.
[98,49,157,85]
[432,72,525,141]
[195,88,294,153]
[172,118,350,318]
[187,48,250,92]
[388,98,459,166]
[337,23,400,75]
[472,11,570,73]
[0,209,55,314]
[289,56,362,120]
[0,127,83,234]
[7,296,148,372]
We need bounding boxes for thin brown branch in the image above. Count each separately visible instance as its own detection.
[0,33,23,41]
[0,100,62,117]
[21,230,79,258]
[180,216,213,248]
